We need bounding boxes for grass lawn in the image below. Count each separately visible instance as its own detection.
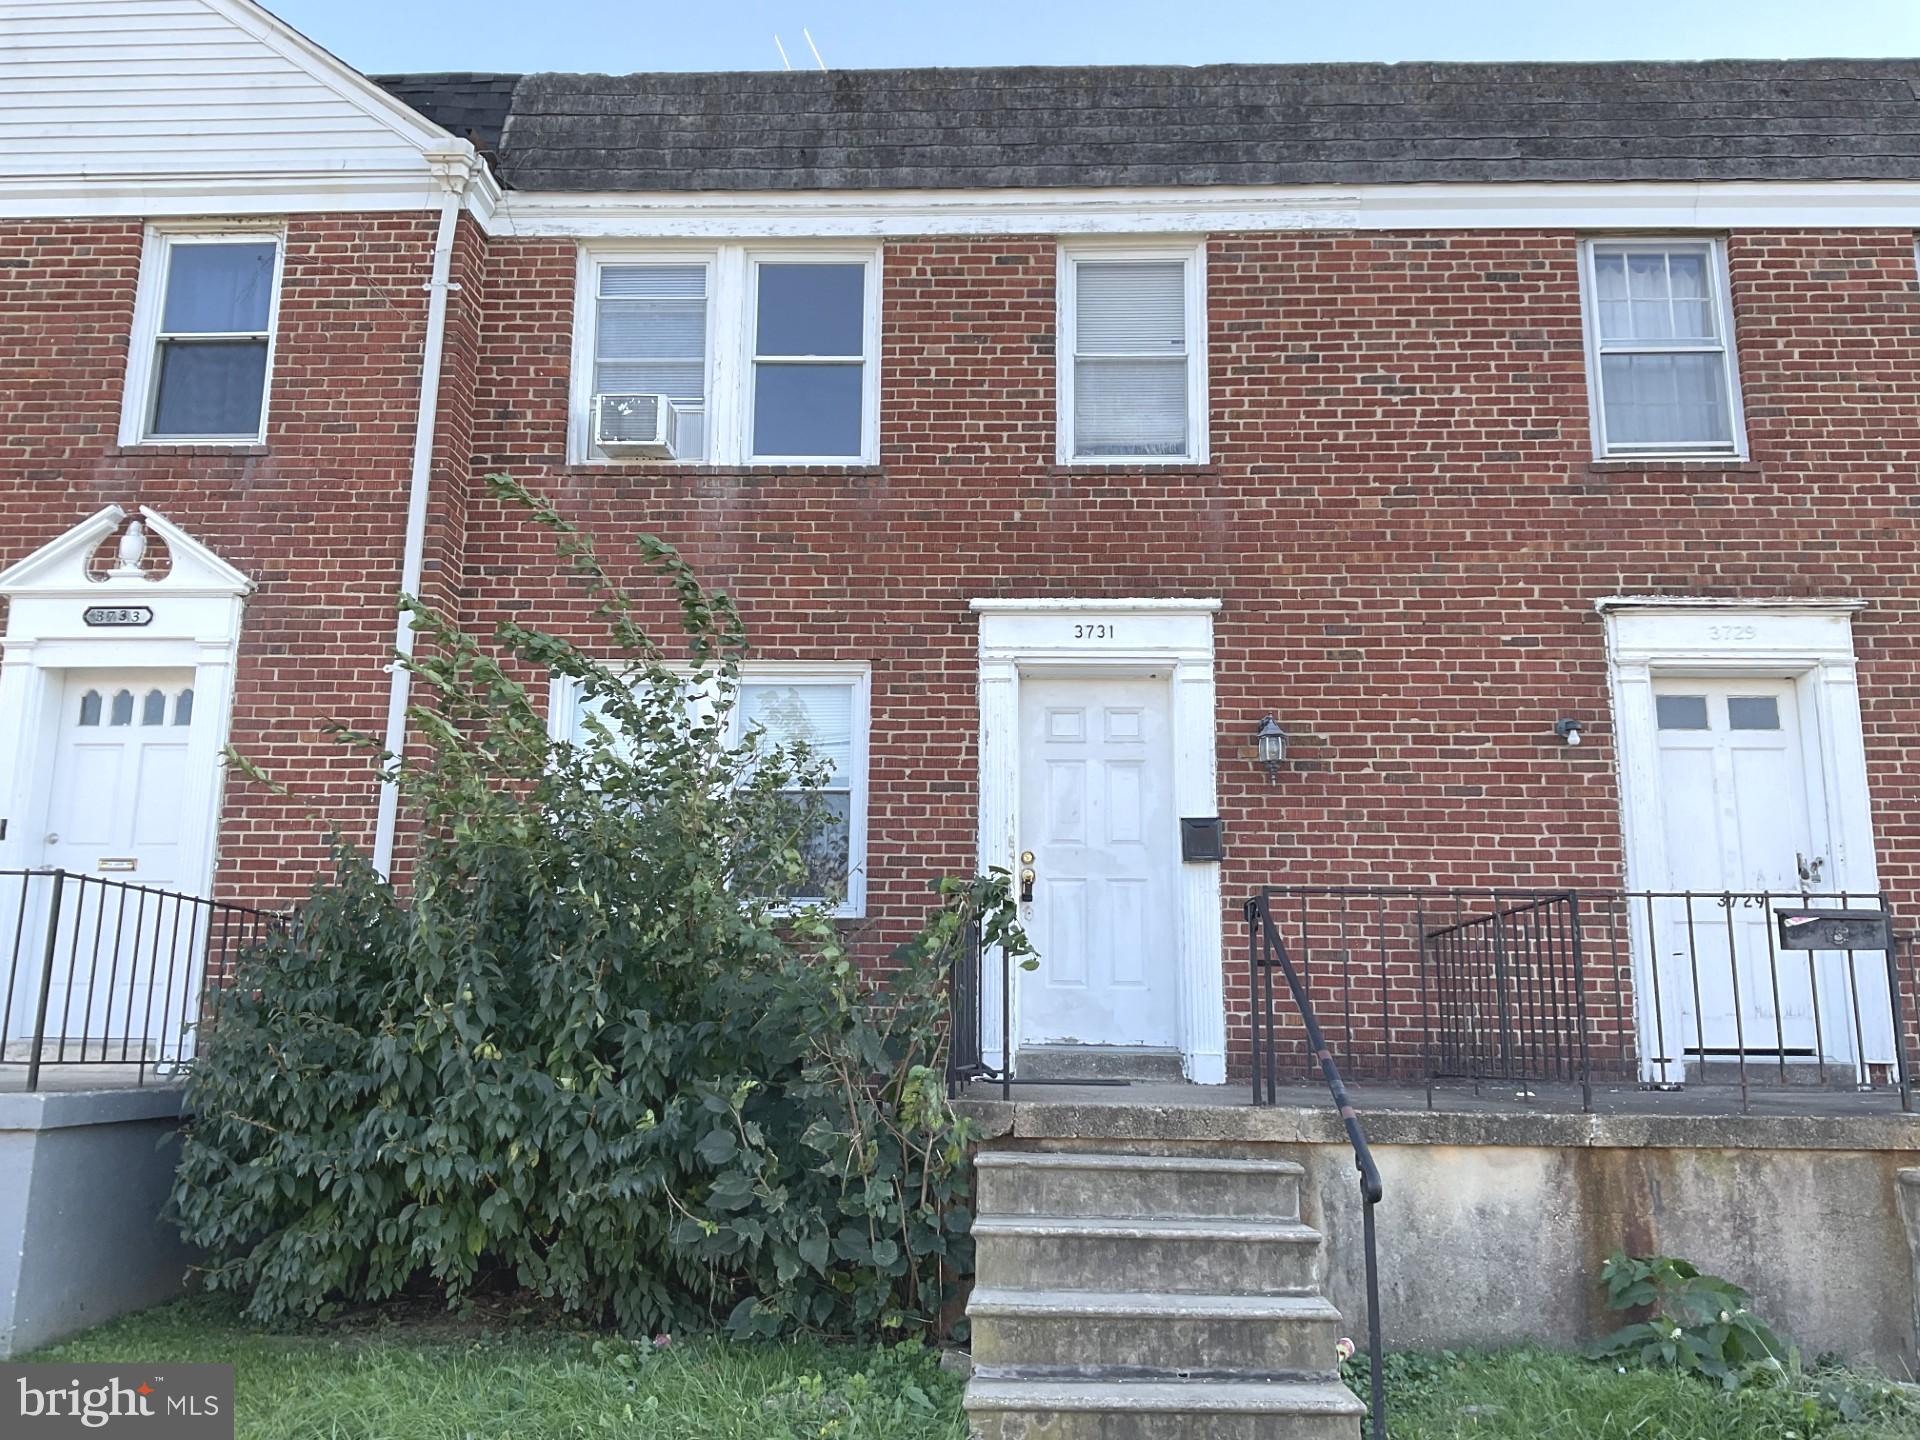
[31,1300,1920,1439]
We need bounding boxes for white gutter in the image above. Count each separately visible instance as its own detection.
[372,147,476,878]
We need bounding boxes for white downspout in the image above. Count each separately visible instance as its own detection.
[372,151,473,878]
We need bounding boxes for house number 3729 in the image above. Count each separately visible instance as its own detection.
[1708,623,1757,641]
[1073,623,1115,640]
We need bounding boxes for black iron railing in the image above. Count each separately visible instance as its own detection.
[1,869,280,1091]
[1248,886,1914,1114]
[1247,891,1386,1440]
[946,917,1009,1101]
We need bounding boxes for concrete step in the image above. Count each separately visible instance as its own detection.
[972,1215,1322,1295]
[968,1288,1345,1374]
[964,1377,1367,1440]
[1016,1045,1185,1082]
[975,1150,1305,1222]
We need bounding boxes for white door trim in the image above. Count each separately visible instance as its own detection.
[0,507,250,901]
[1598,596,1886,1080]
[971,597,1226,1084]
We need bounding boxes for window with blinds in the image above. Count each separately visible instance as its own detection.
[1582,239,1744,458]
[593,262,709,459]
[126,230,283,444]
[1063,251,1202,461]
[738,679,861,905]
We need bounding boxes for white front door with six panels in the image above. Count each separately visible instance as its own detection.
[1017,674,1177,1051]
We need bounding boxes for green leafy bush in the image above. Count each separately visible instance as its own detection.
[1590,1250,1791,1389]
[171,475,1032,1339]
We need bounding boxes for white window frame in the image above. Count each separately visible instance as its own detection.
[547,662,871,917]
[120,223,285,447]
[1578,236,1746,461]
[570,243,882,466]
[1057,241,1209,466]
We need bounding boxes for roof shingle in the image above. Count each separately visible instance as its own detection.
[374,60,1920,192]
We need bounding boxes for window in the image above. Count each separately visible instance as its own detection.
[572,247,879,464]
[1059,244,1207,463]
[1581,239,1744,458]
[592,262,710,459]
[124,229,282,444]
[550,665,870,915]
[734,670,869,912]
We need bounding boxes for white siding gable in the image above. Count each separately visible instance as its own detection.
[0,0,477,216]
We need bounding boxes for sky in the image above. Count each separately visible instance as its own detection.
[267,0,1920,75]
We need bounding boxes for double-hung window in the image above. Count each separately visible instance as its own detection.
[1581,238,1745,458]
[734,669,869,914]
[551,665,870,916]
[573,247,879,464]
[1059,244,1207,463]
[593,261,711,459]
[124,228,283,444]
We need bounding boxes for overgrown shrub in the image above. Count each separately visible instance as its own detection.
[171,475,1032,1338]
[1591,1250,1791,1389]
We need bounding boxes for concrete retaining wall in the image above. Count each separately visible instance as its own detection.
[961,1100,1920,1372]
[0,1086,193,1357]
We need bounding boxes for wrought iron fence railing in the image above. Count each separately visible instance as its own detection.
[1248,885,1914,1114]
[1,868,281,1091]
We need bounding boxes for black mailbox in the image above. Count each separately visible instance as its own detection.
[1180,817,1224,862]
[1775,909,1893,952]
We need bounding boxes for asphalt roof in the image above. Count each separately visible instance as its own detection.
[372,60,1920,192]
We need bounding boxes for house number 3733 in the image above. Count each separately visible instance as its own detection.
[1073,623,1115,640]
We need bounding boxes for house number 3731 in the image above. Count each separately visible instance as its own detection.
[1073,623,1115,640]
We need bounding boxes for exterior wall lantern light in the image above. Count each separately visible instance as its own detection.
[1255,715,1290,780]
[1553,718,1585,747]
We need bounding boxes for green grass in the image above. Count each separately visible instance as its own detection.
[1355,1348,1920,1440]
[32,1302,1920,1439]
[31,1297,967,1440]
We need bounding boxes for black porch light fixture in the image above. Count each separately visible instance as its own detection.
[1254,714,1290,781]
[1553,717,1585,747]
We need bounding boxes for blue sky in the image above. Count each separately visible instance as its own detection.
[269,0,1920,75]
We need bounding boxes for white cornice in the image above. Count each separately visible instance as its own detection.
[491,180,1920,239]
[0,162,498,224]
[970,598,1224,613]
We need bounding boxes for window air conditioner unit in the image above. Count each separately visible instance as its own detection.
[592,393,682,457]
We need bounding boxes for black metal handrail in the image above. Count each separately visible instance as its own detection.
[1247,889,1385,1440]
[1,868,281,1091]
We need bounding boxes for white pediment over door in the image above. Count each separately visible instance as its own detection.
[0,506,251,646]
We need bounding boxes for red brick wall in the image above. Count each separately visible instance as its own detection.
[0,213,442,907]
[459,227,1920,1075]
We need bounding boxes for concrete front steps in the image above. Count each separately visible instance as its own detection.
[964,1150,1366,1439]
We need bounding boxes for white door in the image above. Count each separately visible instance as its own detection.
[1016,675,1177,1050]
[1649,678,1829,1058]
[12,669,200,1060]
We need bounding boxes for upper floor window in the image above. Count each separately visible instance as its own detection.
[1058,244,1208,464]
[1581,238,1744,459]
[123,229,283,445]
[572,246,879,465]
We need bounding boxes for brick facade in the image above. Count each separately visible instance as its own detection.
[7,216,1918,1074]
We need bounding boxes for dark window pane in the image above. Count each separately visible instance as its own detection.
[162,242,276,333]
[141,689,166,726]
[755,263,864,357]
[151,339,268,437]
[173,689,194,726]
[1728,696,1781,731]
[78,691,101,726]
[110,690,133,726]
[771,789,851,900]
[752,364,862,456]
[1655,694,1709,731]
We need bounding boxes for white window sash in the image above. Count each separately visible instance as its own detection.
[1057,242,1209,465]
[1581,238,1746,459]
[570,244,881,466]
[120,225,285,447]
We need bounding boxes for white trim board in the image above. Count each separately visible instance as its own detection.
[970,597,1227,1084]
[1598,597,1891,1081]
[490,180,1920,239]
